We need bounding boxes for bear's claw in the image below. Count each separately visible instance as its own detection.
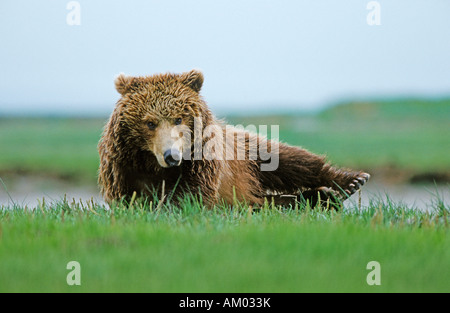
[340,172,370,198]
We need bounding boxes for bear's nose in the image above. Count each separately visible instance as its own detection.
[164,149,182,167]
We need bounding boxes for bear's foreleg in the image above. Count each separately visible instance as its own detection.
[258,142,370,203]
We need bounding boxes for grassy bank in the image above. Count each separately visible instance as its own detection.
[1,99,448,293]
[0,197,449,293]
[0,117,102,183]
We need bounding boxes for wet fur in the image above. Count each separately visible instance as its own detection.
[98,70,370,208]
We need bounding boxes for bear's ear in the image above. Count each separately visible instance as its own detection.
[115,73,138,95]
[179,69,204,93]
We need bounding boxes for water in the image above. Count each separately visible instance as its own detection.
[0,175,103,208]
[347,181,449,212]
[0,175,448,211]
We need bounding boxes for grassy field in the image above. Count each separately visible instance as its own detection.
[0,197,449,293]
[0,99,449,293]
[0,117,102,183]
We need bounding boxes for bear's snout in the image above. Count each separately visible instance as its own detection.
[164,149,182,167]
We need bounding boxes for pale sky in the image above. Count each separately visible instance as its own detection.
[1,0,449,115]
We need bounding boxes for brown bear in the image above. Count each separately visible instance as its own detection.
[98,70,370,208]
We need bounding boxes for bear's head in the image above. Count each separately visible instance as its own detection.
[113,70,212,168]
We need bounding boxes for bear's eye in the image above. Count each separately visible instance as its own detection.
[147,121,157,130]
[174,118,182,125]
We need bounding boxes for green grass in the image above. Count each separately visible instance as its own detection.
[0,117,102,183]
[1,98,449,184]
[0,196,449,293]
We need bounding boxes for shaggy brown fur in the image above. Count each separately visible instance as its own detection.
[98,70,370,208]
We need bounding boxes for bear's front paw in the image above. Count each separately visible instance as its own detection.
[343,172,370,196]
